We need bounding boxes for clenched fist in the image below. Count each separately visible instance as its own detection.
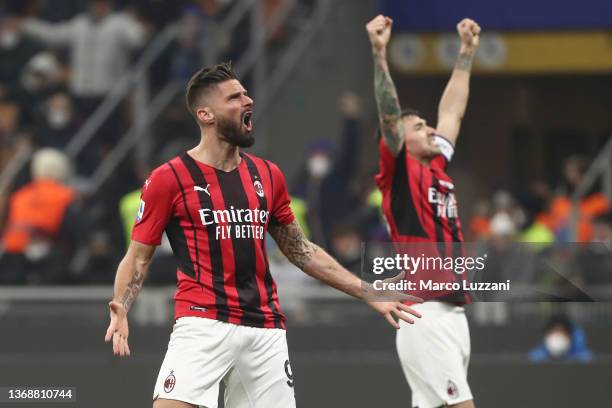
[457,18,481,51]
[366,14,393,53]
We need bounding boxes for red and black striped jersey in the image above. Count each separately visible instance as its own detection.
[132,152,294,329]
[376,137,470,304]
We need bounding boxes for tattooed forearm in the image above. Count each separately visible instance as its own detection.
[373,50,404,155]
[455,51,474,72]
[269,220,319,269]
[120,270,144,312]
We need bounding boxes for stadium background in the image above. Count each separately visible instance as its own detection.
[0,0,611,406]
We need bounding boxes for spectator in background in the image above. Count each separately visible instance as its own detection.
[548,155,610,242]
[529,314,593,362]
[0,148,79,284]
[468,199,491,241]
[171,4,229,83]
[569,211,612,287]
[0,14,43,99]
[292,92,362,249]
[18,0,147,106]
[171,7,209,82]
[330,223,362,273]
[33,91,79,149]
[16,0,149,173]
[517,188,555,244]
[2,51,64,136]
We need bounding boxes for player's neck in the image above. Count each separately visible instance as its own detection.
[407,152,431,166]
[189,130,241,172]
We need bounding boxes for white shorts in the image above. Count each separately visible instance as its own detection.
[153,317,296,408]
[396,302,472,408]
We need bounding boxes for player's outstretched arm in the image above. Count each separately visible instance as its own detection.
[436,18,481,146]
[104,240,156,357]
[269,220,422,328]
[367,15,405,156]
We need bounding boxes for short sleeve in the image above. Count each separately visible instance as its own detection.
[268,163,295,226]
[375,138,400,190]
[131,166,174,245]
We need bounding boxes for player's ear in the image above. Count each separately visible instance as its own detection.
[197,107,215,125]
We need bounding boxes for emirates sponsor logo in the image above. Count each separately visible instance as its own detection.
[428,187,458,219]
[199,206,269,240]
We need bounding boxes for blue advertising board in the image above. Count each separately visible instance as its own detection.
[379,0,612,31]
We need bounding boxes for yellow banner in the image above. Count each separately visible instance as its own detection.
[389,31,612,74]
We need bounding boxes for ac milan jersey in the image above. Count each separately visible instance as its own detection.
[376,136,470,304]
[132,152,294,329]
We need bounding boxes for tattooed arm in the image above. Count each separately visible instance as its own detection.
[437,18,481,146]
[269,219,422,328]
[366,15,404,156]
[104,241,156,356]
[269,219,362,296]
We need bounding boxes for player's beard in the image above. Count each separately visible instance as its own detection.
[217,114,254,148]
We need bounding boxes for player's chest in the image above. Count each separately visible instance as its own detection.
[409,167,458,218]
[174,171,271,229]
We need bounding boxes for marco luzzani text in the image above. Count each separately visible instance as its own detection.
[371,254,511,292]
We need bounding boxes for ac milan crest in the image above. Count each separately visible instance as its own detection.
[164,371,176,393]
[254,180,265,197]
[447,379,459,398]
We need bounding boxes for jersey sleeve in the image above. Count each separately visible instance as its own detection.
[375,138,400,190]
[430,134,455,171]
[268,162,295,226]
[131,166,175,245]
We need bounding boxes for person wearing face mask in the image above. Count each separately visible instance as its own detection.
[34,91,79,148]
[528,314,593,362]
[292,92,363,249]
[14,0,149,168]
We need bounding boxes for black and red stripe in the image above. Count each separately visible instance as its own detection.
[243,154,284,328]
[377,142,471,303]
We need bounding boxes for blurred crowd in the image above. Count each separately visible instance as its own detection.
[467,155,611,245]
[0,0,610,289]
[0,0,315,284]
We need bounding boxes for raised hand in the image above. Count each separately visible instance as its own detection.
[366,14,393,53]
[457,18,481,51]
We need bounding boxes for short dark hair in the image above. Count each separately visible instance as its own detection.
[185,62,238,119]
[375,107,421,141]
[545,314,573,336]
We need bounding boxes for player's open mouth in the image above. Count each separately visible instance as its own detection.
[242,111,253,132]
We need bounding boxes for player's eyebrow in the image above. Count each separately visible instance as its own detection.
[227,90,248,100]
[227,92,241,100]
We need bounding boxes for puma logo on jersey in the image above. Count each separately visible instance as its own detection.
[194,184,210,196]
